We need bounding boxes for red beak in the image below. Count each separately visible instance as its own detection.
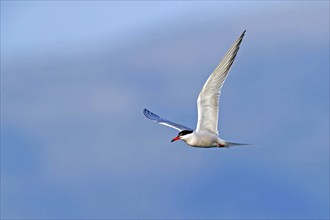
[171,136,180,142]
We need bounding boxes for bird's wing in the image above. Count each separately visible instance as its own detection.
[196,30,246,135]
[143,108,192,131]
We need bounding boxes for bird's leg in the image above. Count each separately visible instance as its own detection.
[217,143,225,148]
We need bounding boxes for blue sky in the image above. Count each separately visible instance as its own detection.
[1,1,329,219]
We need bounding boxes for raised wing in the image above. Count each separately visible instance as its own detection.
[143,108,192,131]
[196,31,246,135]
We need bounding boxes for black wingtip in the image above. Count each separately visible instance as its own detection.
[143,108,161,121]
[143,108,149,118]
[241,30,246,38]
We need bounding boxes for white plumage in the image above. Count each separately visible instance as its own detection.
[143,31,248,148]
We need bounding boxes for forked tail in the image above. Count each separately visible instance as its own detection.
[223,141,252,147]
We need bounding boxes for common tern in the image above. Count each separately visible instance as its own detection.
[143,31,248,148]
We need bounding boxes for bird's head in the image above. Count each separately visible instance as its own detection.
[171,130,193,142]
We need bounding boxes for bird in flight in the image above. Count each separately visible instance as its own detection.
[143,31,249,148]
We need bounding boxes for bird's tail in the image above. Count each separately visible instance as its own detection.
[223,141,252,147]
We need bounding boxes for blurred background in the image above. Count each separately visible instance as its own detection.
[1,1,329,219]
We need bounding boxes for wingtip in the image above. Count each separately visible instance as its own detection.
[143,108,149,117]
[241,30,246,37]
[143,108,161,121]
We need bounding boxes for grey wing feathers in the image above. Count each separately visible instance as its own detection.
[196,30,246,135]
[143,108,192,131]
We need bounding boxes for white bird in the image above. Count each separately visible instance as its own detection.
[143,30,248,148]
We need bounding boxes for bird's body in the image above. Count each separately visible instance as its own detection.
[180,131,226,148]
[143,31,249,148]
